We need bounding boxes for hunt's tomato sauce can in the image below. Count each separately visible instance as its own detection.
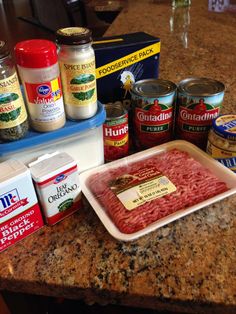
[103,104,129,162]
[131,79,177,149]
[176,77,225,149]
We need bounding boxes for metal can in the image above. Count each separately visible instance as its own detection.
[206,114,236,172]
[176,77,225,149]
[131,79,177,149]
[103,104,129,162]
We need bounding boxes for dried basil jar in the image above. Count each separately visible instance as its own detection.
[0,41,28,141]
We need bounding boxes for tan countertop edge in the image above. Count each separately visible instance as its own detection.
[0,275,236,314]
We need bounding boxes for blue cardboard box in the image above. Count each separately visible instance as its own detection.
[93,32,161,110]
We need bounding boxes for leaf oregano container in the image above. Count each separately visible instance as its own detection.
[56,27,98,120]
[29,152,82,225]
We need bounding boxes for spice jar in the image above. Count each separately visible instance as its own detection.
[15,39,66,132]
[0,41,28,141]
[29,152,82,225]
[56,27,97,120]
[206,114,236,173]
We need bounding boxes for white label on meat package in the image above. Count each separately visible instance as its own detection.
[109,166,176,211]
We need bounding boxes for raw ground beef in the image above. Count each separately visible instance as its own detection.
[88,149,228,234]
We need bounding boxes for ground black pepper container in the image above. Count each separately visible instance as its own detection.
[0,41,28,141]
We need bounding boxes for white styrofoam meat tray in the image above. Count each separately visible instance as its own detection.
[79,140,236,241]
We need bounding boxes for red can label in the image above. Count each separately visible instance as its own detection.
[134,100,173,149]
[103,113,129,162]
[176,97,221,149]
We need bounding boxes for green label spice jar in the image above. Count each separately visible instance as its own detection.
[0,41,28,141]
[56,27,97,120]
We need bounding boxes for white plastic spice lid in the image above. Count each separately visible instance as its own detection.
[29,152,77,183]
[0,159,28,185]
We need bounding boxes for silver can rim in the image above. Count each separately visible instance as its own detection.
[131,79,177,98]
[104,103,127,121]
[178,77,225,97]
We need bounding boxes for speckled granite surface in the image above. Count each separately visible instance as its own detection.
[105,0,236,114]
[0,1,236,313]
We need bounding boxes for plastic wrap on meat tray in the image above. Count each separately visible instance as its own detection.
[87,149,228,234]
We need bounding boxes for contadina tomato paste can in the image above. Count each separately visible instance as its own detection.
[103,104,129,162]
[131,79,177,149]
[176,77,225,149]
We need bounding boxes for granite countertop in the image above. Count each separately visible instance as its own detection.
[0,1,236,314]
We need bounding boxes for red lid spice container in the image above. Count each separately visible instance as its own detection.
[103,103,129,162]
[15,40,66,132]
[131,79,177,150]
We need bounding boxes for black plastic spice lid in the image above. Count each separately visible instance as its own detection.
[0,41,10,59]
[56,27,92,45]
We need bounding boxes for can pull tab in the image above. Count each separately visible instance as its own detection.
[28,151,59,167]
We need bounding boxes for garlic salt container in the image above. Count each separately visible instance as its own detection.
[0,102,106,172]
[56,27,97,120]
[0,159,44,252]
[29,152,81,225]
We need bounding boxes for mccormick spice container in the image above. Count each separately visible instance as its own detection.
[15,39,66,132]
[0,159,44,253]
[207,114,236,172]
[56,27,97,120]
[130,79,177,150]
[176,77,225,149]
[103,103,129,162]
[29,152,81,225]
[0,41,28,141]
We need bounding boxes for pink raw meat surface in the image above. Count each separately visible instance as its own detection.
[88,149,228,234]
